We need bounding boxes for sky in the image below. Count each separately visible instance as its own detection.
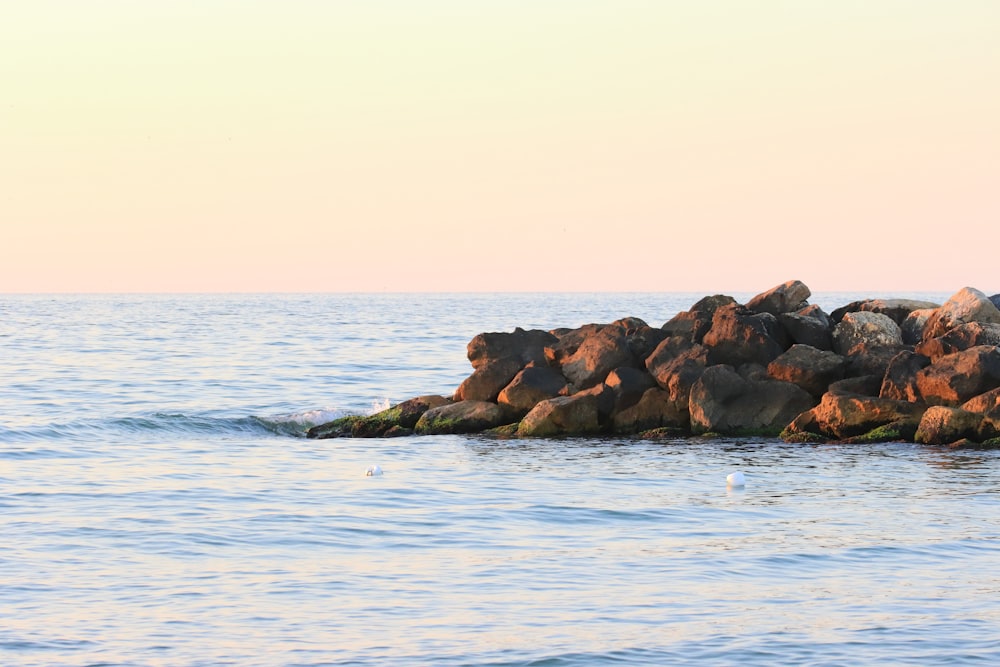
[2,1,998,294]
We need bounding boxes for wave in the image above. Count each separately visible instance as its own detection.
[0,408,351,445]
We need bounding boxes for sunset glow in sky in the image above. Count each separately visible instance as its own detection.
[3,1,998,293]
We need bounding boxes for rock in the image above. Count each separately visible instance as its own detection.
[961,387,1000,415]
[661,294,737,343]
[576,382,616,424]
[702,303,786,367]
[610,387,689,433]
[833,311,904,354]
[782,391,925,440]
[543,324,606,366]
[454,357,523,402]
[497,364,568,417]
[559,325,637,390]
[605,366,658,412]
[307,395,451,438]
[746,280,811,316]
[922,287,1000,341]
[914,345,1000,406]
[915,322,1000,361]
[831,299,940,326]
[778,312,833,351]
[901,308,936,345]
[828,374,883,396]
[767,344,847,397]
[414,400,510,435]
[467,328,558,370]
[625,325,669,360]
[992,294,1000,311]
[879,351,931,402]
[914,406,984,445]
[688,365,816,435]
[645,337,710,412]
[517,393,601,437]
[832,311,905,377]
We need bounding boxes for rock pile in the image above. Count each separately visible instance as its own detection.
[307,281,1000,447]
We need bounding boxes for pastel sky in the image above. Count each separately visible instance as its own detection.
[2,1,998,293]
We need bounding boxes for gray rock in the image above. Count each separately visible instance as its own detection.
[922,287,1000,341]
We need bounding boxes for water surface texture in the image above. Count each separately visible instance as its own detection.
[3,292,999,666]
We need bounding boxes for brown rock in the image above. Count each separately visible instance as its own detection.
[915,322,1000,361]
[466,328,558,370]
[415,400,510,435]
[454,358,523,402]
[702,303,786,367]
[543,324,607,366]
[961,387,1000,415]
[914,406,984,445]
[914,346,1000,406]
[831,299,941,326]
[879,351,931,402]
[746,280,811,316]
[688,365,816,435]
[783,391,926,440]
[610,387,689,433]
[767,344,846,397]
[828,374,883,396]
[497,365,568,417]
[517,393,601,437]
[605,366,658,412]
[662,294,737,343]
[922,287,1000,341]
[645,338,710,412]
[559,326,637,390]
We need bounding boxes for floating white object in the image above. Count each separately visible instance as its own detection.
[365,465,383,477]
[726,471,746,488]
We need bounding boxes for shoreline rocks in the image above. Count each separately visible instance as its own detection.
[308,280,1000,448]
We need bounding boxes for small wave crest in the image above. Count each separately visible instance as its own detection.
[0,407,351,444]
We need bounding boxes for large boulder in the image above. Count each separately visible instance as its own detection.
[415,400,511,435]
[914,406,984,445]
[517,393,601,437]
[611,387,689,433]
[307,395,451,438]
[746,280,811,316]
[778,311,833,351]
[559,325,637,390]
[454,357,523,402]
[604,366,658,412]
[661,294,737,343]
[767,344,846,397]
[922,287,1000,341]
[544,324,606,366]
[782,391,925,440]
[961,387,1000,416]
[878,351,931,402]
[914,346,1000,406]
[497,364,568,417]
[645,337,710,412]
[625,325,670,360]
[467,328,558,370]
[832,311,905,376]
[831,299,940,326]
[915,322,1000,361]
[702,303,786,367]
[901,308,936,345]
[828,374,883,397]
[688,365,815,435]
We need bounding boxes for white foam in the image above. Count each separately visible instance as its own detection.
[369,398,392,414]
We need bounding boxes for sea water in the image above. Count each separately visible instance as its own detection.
[3,292,1000,666]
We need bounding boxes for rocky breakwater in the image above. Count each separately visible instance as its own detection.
[307,281,1000,447]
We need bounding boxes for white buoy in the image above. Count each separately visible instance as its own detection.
[726,471,746,488]
[365,465,383,477]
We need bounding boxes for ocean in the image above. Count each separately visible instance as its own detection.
[3,292,1000,666]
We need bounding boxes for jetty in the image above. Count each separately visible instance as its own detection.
[308,281,1000,447]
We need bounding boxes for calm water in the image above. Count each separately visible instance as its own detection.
[3,292,1000,666]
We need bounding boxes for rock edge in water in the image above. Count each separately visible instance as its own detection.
[308,281,1000,448]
